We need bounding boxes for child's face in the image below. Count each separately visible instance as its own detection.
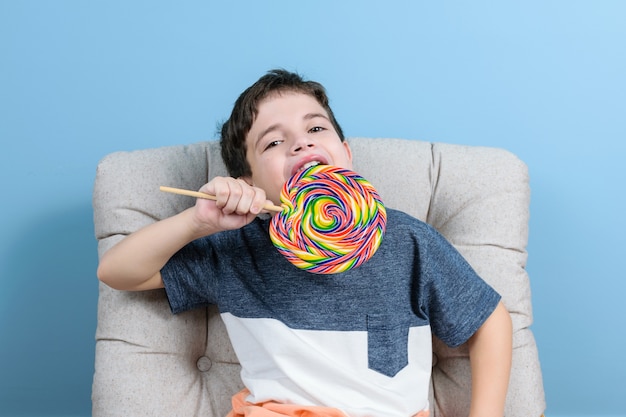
[243,92,353,205]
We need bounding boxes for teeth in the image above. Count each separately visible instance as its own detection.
[301,161,321,171]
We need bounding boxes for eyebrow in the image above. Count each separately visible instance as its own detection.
[255,113,330,149]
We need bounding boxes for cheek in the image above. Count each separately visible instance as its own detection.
[247,153,286,193]
[252,165,280,189]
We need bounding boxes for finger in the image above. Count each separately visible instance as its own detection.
[201,178,225,209]
[234,179,264,215]
[248,187,270,215]
[219,178,260,215]
[214,179,243,214]
[201,178,265,216]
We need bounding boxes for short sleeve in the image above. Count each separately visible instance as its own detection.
[415,223,501,347]
[161,237,220,314]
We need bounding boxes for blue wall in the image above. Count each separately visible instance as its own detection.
[1,1,624,416]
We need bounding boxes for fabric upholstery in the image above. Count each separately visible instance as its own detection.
[92,137,545,417]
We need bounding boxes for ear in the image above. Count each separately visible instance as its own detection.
[343,141,353,169]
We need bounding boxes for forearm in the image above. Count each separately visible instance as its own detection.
[467,301,513,417]
[97,177,270,291]
[97,207,207,291]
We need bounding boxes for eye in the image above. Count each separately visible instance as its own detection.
[263,139,282,151]
[308,126,326,133]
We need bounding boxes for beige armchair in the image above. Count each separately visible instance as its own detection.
[92,137,545,417]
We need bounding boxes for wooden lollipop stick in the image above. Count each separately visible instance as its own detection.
[159,186,284,213]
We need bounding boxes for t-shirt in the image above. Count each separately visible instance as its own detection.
[161,208,500,417]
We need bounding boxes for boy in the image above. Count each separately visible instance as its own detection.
[98,69,512,417]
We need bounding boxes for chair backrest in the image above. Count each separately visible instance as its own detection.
[92,137,545,417]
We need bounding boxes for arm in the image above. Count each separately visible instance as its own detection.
[467,301,513,417]
[97,177,271,291]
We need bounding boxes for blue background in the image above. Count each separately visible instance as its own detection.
[1,1,624,416]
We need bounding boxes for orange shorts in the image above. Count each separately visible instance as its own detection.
[226,389,430,417]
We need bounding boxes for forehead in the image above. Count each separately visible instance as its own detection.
[254,91,328,124]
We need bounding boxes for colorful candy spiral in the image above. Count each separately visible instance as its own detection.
[269,164,387,274]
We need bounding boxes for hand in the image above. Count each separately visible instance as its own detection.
[192,177,272,234]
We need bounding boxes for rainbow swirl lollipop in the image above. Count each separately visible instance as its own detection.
[269,164,387,274]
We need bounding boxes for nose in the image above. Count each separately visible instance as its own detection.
[291,136,315,153]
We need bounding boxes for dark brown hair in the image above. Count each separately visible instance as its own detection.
[220,69,344,178]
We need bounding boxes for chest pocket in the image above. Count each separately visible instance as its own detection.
[366,314,410,377]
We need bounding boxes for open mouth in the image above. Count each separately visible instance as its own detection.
[291,158,327,176]
[299,160,322,172]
